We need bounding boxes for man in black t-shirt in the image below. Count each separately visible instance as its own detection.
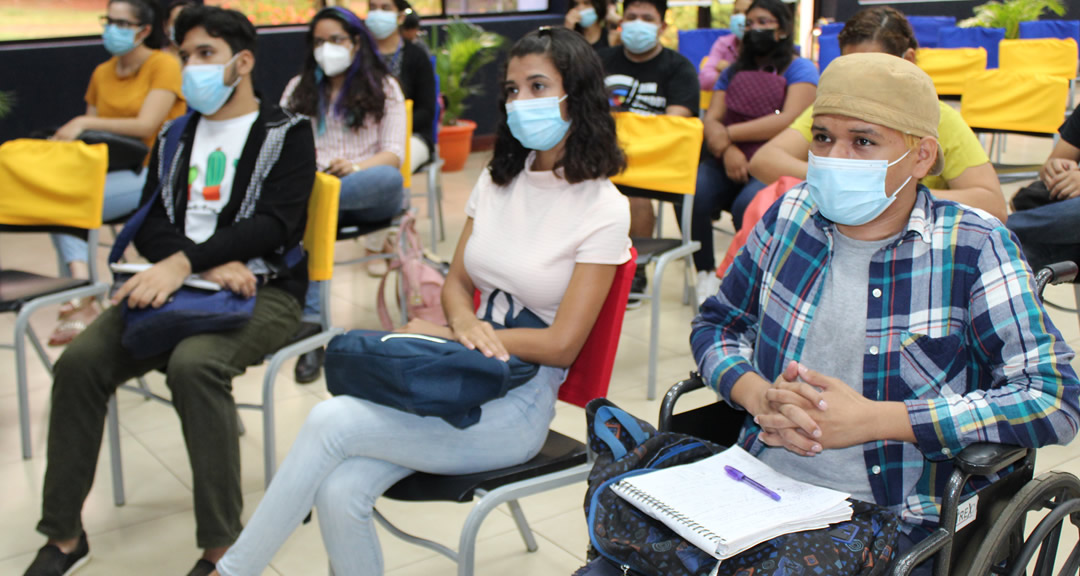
[598,0,699,298]
[1007,107,1080,270]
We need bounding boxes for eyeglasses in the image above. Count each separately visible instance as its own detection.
[100,15,141,28]
[313,34,352,48]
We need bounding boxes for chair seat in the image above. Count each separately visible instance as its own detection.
[0,270,90,312]
[631,237,683,263]
[337,211,397,241]
[384,430,587,504]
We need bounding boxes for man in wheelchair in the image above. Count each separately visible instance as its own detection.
[687,53,1080,573]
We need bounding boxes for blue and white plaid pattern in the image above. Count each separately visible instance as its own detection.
[691,184,1080,532]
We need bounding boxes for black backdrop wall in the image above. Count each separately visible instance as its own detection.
[821,0,1080,23]
[0,11,563,145]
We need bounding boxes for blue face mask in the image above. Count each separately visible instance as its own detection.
[578,7,598,28]
[366,10,399,40]
[806,150,913,226]
[729,13,746,40]
[182,55,242,116]
[506,95,571,152]
[621,20,659,54]
[103,24,138,56]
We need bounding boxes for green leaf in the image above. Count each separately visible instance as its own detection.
[963,0,1066,38]
[428,17,506,126]
[0,91,14,119]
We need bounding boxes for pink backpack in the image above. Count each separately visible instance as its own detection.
[376,213,448,330]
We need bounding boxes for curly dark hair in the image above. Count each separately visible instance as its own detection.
[838,6,919,59]
[731,0,795,75]
[174,5,256,55]
[286,7,391,129]
[489,27,625,186]
[111,0,166,50]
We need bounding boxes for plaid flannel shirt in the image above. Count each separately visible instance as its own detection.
[691,184,1080,532]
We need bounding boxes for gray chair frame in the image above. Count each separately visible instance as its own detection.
[2,227,110,459]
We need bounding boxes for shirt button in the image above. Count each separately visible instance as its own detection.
[869,346,879,355]
[872,288,882,298]
[942,448,952,457]
[872,465,881,475]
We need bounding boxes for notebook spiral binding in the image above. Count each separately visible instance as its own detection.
[614,480,725,545]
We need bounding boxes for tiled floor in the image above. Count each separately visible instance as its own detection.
[2,130,1080,575]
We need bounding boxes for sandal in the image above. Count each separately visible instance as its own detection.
[48,299,100,347]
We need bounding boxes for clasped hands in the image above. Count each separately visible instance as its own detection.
[1040,158,1080,201]
[112,253,256,309]
[751,360,877,457]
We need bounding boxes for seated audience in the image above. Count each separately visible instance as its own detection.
[367,0,437,173]
[598,0,698,296]
[398,6,429,54]
[22,7,315,576]
[693,0,816,301]
[48,0,186,346]
[697,0,751,90]
[281,6,408,384]
[564,0,619,50]
[207,26,631,576]
[690,53,1078,572]
[1007,107,1080,270]
[747,6,1005,223]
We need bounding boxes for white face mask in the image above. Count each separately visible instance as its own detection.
[314,43,353,78]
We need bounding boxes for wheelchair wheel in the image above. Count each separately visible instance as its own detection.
[963,471,1080,576]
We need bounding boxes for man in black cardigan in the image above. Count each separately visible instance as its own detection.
[23,7,316,576]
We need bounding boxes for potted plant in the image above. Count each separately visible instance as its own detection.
[427,19,506,172]
[960,0,1066,38]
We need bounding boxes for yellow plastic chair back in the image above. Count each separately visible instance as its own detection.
[917,47,988,96]
[610,112,704,195]
[699,56,714,112]
[305,173,341,282]
[999,38,1078,79]
[0,139,108,229]
[961,69,1070,134]
[402,99,413,189]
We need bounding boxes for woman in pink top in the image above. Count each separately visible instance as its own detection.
[281,6,407,382]
[698,0,751,89]
[210,26,631,576]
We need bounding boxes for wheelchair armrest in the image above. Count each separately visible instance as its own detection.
[953,443,1030,477]
[658,372,707,432]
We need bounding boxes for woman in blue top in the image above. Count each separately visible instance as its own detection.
[691,0,817,302]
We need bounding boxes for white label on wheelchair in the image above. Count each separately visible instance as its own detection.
[955,495,978,532]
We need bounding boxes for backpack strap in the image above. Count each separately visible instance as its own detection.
[108,113,192,265]
[593,405,650,460]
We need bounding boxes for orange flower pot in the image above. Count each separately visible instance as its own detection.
[438,120,477,173]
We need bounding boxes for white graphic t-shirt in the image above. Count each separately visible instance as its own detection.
[184,111,259,244]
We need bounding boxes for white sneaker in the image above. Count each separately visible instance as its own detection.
[695,270,720,308]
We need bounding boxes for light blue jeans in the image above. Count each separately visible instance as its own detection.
[304,164,405,321]
[51,168,147,275]
[216,365,565,576]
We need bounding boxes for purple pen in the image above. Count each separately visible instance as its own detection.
[725,465,782,501]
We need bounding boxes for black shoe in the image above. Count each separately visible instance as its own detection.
[294,347,325,384]
[627,268,648,310]
[24,532,90,576]
[186,559,216,576]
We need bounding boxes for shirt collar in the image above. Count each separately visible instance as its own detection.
[811,184,935,246]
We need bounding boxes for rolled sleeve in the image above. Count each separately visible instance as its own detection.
[906,226,1080,460]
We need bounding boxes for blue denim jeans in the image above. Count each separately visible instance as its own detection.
[688,154,758,272]
[51,168,147,274]
[303,164,405,321]
[215,365,566,576]
[1006,196,1080,271]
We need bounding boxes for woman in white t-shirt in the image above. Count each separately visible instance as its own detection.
[211,26,631,576]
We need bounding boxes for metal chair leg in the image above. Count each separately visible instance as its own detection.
[107,394,125,506]
[506,499,539,552]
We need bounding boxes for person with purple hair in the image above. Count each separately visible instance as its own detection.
[281,6,408,384]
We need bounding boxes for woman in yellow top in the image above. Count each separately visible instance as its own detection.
[49,0,186,345]
[746,6,1005,222]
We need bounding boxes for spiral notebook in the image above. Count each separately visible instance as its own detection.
[610,445,853,560]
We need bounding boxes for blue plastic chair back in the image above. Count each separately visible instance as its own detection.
[821,22,845,35]
[1020,20,1080,46]
[819,34,841,71]
[678,28,731,71]
[907,16,957,49]
[939,26,1006,68]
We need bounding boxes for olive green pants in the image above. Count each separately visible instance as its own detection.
[36,286,301,549]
